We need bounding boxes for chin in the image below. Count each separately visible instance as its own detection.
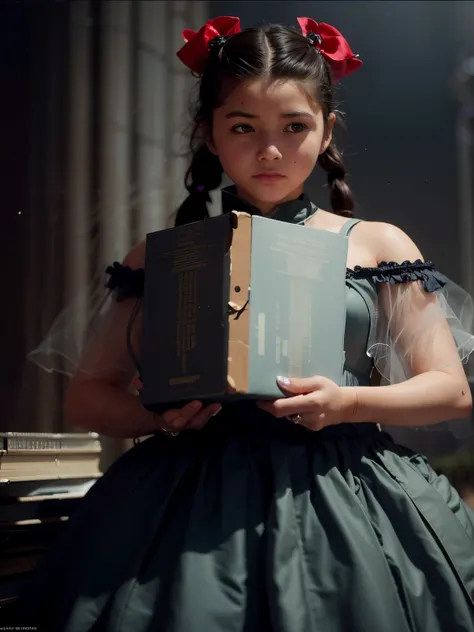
[245,181,296,203]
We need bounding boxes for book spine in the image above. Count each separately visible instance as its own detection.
[6,439,101,451]
[227,213,252,393]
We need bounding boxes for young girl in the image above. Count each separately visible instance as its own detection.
[19,16,474,632]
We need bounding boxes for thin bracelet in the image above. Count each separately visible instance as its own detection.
[351,387,359,422]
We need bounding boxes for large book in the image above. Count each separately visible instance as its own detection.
[0,432,102,482]
[0,432,100,452]
[140,211,348,411]
[0,476,100,499]
[0,454,101,481]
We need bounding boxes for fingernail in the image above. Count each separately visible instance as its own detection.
[210,406,222,418]
[190,400,202,410]
[277,376,290,386]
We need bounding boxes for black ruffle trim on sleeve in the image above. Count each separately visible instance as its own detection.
[346,260,448,293]
[105,262,144,301]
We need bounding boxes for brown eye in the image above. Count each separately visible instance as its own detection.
[232,124,254,134]
[285,122,307,133]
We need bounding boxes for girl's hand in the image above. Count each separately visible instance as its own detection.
[158,400,222,434]
[257,375,353,431]
[131,378,222,434]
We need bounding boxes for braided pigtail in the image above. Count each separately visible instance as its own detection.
[318,142,354,217]
[174,142,224,227]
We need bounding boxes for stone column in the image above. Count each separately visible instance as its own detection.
[65,0,92,350]
[136,0,167,236]
[97,0,133,469]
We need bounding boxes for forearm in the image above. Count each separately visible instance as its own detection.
[64,380,159,439]
[343,371,472,427]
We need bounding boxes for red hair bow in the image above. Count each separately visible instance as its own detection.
[297,17,362,83]
[176,16,241,75]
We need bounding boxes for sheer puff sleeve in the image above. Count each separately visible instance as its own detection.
[348,260,474,440]
[27,262,144,384]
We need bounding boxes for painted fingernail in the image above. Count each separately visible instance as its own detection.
[277,376,290,386]
[210,406,222,418]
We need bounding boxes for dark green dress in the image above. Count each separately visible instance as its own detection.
[17,189,474,631]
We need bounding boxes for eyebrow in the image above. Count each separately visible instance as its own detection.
[224,110,314,119]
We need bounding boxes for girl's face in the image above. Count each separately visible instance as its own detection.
[208,78,335,214]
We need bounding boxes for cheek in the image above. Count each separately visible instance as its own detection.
[215,144,240,174]
[214,137,250,170]
[291,138,321,168]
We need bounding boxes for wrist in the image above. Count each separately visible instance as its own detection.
[135,404,162,438]
[340,386,359,423]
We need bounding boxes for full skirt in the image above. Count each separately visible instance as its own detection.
[16,406,474,632]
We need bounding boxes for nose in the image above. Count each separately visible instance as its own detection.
[257,140,282,162]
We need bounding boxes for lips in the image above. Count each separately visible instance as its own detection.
[252,172,286,181]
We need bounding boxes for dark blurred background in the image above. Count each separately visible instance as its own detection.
[1,0,474,471]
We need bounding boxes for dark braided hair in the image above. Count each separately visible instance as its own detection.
[174,24,354,226]
[174,145,223,225]
[318,143,354,217]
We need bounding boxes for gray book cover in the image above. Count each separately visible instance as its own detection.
[246,216,348,398]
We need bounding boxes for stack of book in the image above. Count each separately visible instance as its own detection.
[0,432,102,609]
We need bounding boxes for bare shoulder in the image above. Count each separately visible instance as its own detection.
[122,240,146,269]
[355,220,424,264]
